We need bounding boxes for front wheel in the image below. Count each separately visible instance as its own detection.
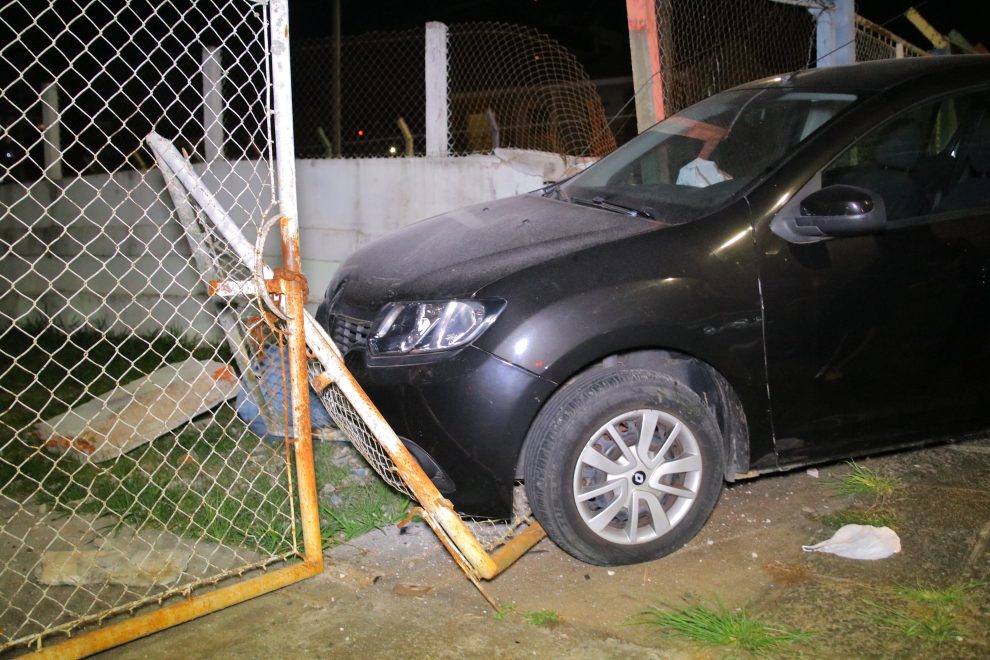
[523,368,724,565]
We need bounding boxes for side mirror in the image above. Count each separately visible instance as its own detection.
[772,184,886,244]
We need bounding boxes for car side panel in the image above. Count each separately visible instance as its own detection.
[475,209,775,470]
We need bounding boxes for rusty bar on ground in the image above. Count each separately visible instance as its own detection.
[33,561,322,659]
[489,523,546,575]
[305,321,501,579]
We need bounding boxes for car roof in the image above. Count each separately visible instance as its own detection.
[740,54,990,93]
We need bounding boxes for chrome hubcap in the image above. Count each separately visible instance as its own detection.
[571,409,703,545]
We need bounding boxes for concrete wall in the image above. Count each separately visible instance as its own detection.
[293,153,553,306]
[0,153,556,337]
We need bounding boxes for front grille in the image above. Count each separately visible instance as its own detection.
[330,315,372,353]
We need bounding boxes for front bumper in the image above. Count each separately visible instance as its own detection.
[339,343,557,518]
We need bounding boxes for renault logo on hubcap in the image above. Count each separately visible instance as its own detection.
[632,470,646,486]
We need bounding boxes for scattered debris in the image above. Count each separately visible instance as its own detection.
[963,520,990,578]
[37,359,238,462]
[36,546,190,587]
[802,524,901,560]
[762,561,815,586]
[806,468,820,478]
[391,583,433,597]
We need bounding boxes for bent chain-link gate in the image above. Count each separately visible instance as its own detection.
[1,0,544,655]
[147,133,546,609]
[0,1,322,656]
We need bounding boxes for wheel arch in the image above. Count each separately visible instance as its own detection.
[517,347,750,482]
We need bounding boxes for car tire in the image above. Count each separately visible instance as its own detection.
[523,367,724,566]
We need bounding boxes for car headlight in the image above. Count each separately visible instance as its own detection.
[368,299,505,356]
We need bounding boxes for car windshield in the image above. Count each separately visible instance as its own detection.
[557,87,858,223]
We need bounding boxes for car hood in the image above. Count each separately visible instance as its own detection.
[328,193,660,312]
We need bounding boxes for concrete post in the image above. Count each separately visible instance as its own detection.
[812,0,855,67]
[332,0,342,157]
[425,21,449,157]
[41,82,62,180]
[201,46,225,161]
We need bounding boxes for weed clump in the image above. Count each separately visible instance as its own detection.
[634,599,812,656]
[828,460,900,502]
[525,609,560,628]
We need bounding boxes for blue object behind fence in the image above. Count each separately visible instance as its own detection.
[235,344,334,439]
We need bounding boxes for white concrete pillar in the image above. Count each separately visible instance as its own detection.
[425,22,449,157]
[202,46,225,161]
[813,0,856,67]
[41,82,62,180]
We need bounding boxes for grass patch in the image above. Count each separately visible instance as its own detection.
[819,506,898,530]
[494,601,518,621]
[896,582,981,606]
[0,320,301,555]
[1,318,408,557]
[314,442,410,546]
[635,600,812,657]
[319,479,410,543]
[525,609,560,628]
[862,602,962,644]
[860,582,980,647]
[827,460,900,502]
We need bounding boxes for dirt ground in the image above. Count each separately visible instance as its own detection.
[96,437,990,659]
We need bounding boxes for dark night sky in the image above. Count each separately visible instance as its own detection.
[289,1,989,81]
[857,0,989,50]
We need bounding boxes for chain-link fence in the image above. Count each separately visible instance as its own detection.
[292,27,425,159]
[447,23,615,158]
[653,0,817,117]
[650,1,928,120]
[150,133,546,609]
[855,14,927,62]
[291,21,615,159]
[0,0,321,655]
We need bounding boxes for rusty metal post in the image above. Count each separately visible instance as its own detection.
[626,0,665,130]
[269,0,324,569]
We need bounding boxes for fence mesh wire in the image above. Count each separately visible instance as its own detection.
[854,14,927,62]
[314,374,535,555]
[0,0,313,653]
[291,21,615,159]
[447,23,616,158]
[651,2,927,119]
[653,0,817,117]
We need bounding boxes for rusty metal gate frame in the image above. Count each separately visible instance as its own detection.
[146,130,546,608]
[27,2,324,658]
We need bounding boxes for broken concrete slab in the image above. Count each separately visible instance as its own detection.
[36,358,238,463]
[36,547,190,587]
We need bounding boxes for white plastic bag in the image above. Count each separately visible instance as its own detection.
[802,524,901,560]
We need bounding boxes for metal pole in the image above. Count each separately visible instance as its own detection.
[332,0,341,157]
[268,0,324,570]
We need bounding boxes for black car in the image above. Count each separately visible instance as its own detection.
[317,55,990,566]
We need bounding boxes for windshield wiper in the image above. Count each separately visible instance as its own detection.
[570,195,655,219]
